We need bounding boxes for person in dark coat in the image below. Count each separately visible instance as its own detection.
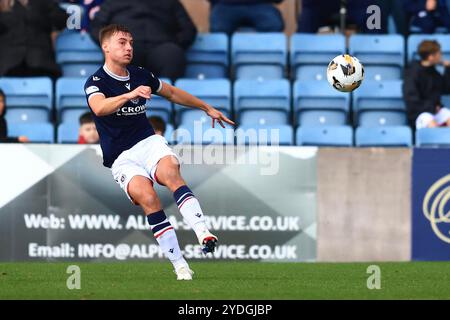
[403,40,450,129]
[90,0,197,80]
[297,0,389,34]
[0,89,29,143]
[0,0,68,78]
[403,0,450,33]
[208,0,284,35]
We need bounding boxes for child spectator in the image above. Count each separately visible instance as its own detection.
[78,112,99,144]
[403,40,450,129]
[148,115,167,136]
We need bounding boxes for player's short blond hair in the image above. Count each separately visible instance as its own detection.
[99,24,132,45]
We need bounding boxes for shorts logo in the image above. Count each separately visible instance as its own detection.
[120,174,126,183]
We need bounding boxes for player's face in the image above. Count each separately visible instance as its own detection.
[104,32,134,66]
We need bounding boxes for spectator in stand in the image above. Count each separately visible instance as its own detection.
[64,0,103,31]
[297,0,389,34]
[148,115,167,136]
[90,0,197,80]
[209,0,284,35]
[403,0,450,34]
[0,0,68,78]
[403,40,450,129]
[0,89,29,143]
[78,112,99,144]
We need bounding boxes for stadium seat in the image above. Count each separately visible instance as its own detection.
[56,78,89,122]
[8,123,54,143]
[175,122,235,145]
[349,35,405,81]
[290,34,346,80]
[231,33,287,80]
[293,80,350,126]
[416,128,450,147]
[56,31,103,77]
[164,124,175,144]
[353,80,407,126]
[146,78,173,123]
[407,35,450,63]
[0,77,53,123]
[298,110,347,127]
[185,33,229,79]
[5,108,50,124]
[57,122,79,143]
[296,126,353,146]
[173,79,231,125]
[355,126,413,147]
[236,124,293,146]
[234,79,291,126]
[443,95,450,109]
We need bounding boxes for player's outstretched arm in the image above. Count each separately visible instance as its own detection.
[89,86,151,116]
[157,82,235,128]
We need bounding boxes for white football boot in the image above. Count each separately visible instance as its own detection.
[175,266,194,281]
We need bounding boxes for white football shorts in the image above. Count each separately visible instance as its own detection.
[111,134,179,204]
[416,107,450,129]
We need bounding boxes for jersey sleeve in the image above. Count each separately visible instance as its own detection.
[84,76,107,105]
[140,67,163,94]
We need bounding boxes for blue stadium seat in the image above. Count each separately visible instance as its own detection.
[355,126,413,147]
[56,31,103,77]
[353,80,407,126]
[164,124,175,144]
[0,77,52,109]
[5,108,50,124]
[146,78,173,123]
[349,35,405,81]
[175,122,234,145]
[57,122,79,143]
[231,33,287,80]
[443,95,450,109]
[185,33,229,79]
[296,126,353,146]
[416,128,450,147]
[407,35,450,62]
[295,65,327,81]
[234,79,290,126]
[236,124,293,145]
[173,79,231,125]
[8,123,54,143]
[290,34,346,80]
[358,111,407,127]
[298,110,347,127]
[56,77,89,122]
[293,80,350,126]
[0,77,53,123]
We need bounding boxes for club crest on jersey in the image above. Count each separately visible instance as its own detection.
[131,98,140,104]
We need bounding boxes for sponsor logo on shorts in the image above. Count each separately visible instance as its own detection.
[120,174,126,183]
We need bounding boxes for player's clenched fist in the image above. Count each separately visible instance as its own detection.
[126,85,151,100]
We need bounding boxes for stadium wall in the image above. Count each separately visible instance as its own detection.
[316,148,412,262]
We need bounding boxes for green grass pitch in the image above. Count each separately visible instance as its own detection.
[0,262,449,300]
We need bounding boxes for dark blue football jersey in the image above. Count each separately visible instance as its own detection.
[84,65,162,168]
